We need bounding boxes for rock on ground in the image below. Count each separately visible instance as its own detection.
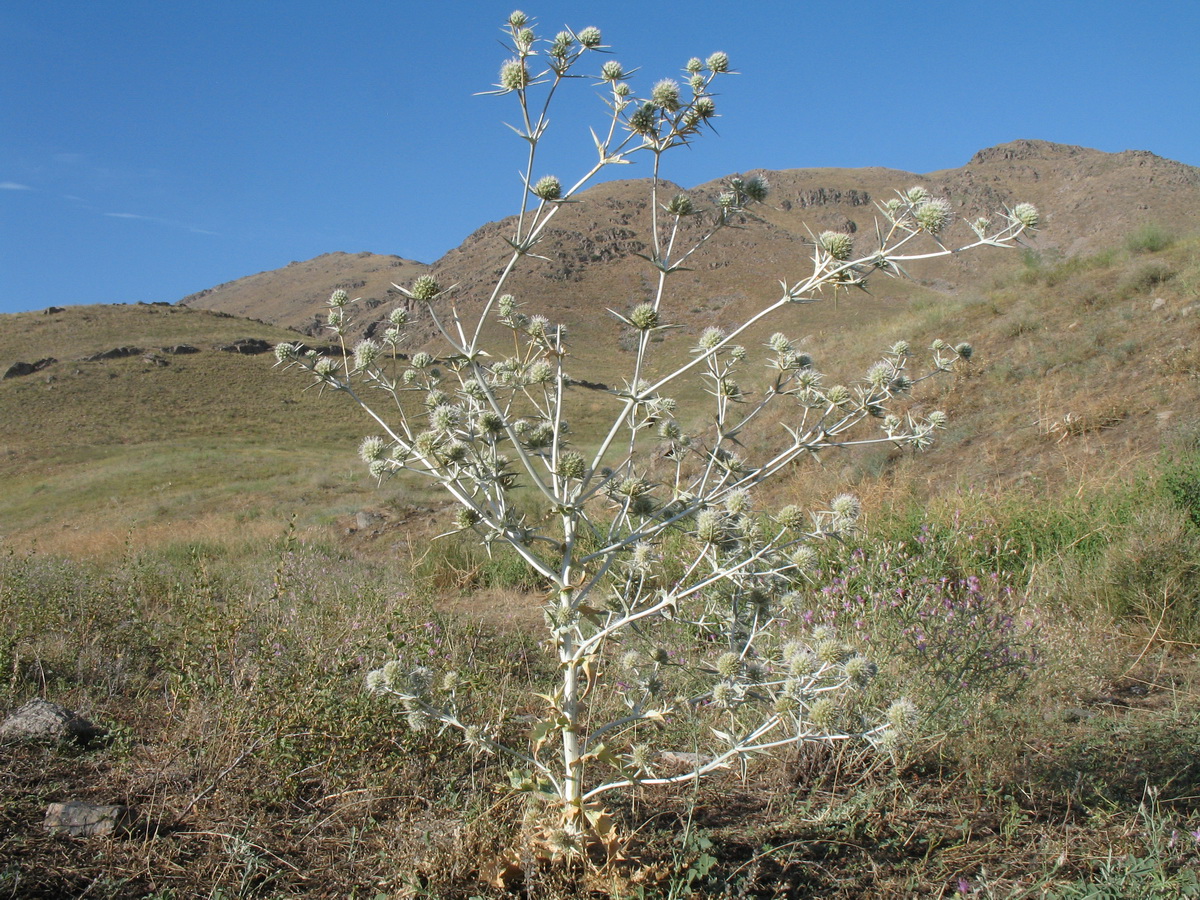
[0,699,104,745]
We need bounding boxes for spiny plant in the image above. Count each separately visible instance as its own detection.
[276,10,1040,856]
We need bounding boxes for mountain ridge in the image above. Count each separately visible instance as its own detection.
[177,140,1200,342]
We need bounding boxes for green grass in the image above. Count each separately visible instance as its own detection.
[4,444,1200,897]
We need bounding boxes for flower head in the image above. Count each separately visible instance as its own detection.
[532,175,562,201]
[1012,202,1039,229]
[498,58,528,92]
[819,230,855,262]
[410,275,441,301]
[706,51,729,73]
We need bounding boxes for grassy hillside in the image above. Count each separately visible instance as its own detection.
[3,230,1198,557]
[2,231,1200,895]
[0,304,448,555]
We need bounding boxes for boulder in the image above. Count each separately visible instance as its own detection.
[81,347,143,362]
[44,802,136,837]
[0,699,104,746]
[2,358,56,380]
[216,338,272,354]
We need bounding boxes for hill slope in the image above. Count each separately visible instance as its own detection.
[179,141,1200,351]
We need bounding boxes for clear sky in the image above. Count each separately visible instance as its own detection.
[2,1,1197,316]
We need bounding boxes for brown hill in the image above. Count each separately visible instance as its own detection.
[178,251,429,335]
[179,140,1200,350]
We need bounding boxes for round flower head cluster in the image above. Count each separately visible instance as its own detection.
[742,175,769,203]
[477,410,505,434]
[576,25,602,48]
[665,193,695,217]
[629,743,652,773]
[1012,202,1040,229]
[523,360,552,385]
[454,507,481,530]
[556,451,587,481]
[508,9,528,27]
[629,302,659,331]
[825,384,851,406]
[651,79,681,111]
[698,325,725,351]
[273,342,297,364]
[715,651,741,679]
[329,289,350,307]
[359,435,387,463]
[775,504,806,531]
[600,60,625,81]
[955,342,974,360]
[866,362,893,390]
[548,29,571,52]
[843,654,877,687]
[694,508,724,544]
[532,175,562,201]
[706,51,729,73]
[905,186,930,204]
[887,698,919,732]
[724,488,751,515]
[710,681,735,708]
[808,697,839,731]
[829,493,861,523]
[790,543,819,571]
[628,103,657,136]
[692,97,716,119]
[313,356,341,379]
[914,198,953,234]
[499,58,528,92]
[819,230,854,261]
[353,339,381,371]
[410,275,441,302]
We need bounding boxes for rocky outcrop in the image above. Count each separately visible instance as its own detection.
[2,358,56,380]
[81,347,143,361]
[216,338,272,354]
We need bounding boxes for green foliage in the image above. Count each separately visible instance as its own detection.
[807,530,1038,730]
[1126,223,1176,254]
[1118,259,1174,297]
[1163,436,1200,530]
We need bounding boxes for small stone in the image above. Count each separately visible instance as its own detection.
[44,802,136,837]
[0,699,104,746]
[1151,297,1166,311]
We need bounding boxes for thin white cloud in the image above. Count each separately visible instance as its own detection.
[0,181,33,191]
[104,209,221,237]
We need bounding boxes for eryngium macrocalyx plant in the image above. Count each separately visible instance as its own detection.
[276,11,1039,850]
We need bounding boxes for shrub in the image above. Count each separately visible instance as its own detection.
[807,530,1038,729]
[277,11,1040,851]
[1126,223,1176,254]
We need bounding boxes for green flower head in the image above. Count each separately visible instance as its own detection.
[706,51,729,73]
[532,175,562,201]
[410,274,441,301]
[818,230,854,261]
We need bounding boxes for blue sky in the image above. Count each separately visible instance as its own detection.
[2,1,1197,316]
